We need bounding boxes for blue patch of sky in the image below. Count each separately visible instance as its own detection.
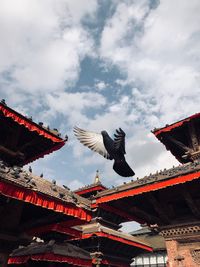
[82,0,118,46]
[74,56,132,100]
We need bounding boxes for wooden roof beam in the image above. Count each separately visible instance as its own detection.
[180,184,200,218]
[116,199,162,225]
[7,125,22,150]
[19,137,41,152]
[0,199,24,229]
[99,202,145,224]
[147,192,170,224]
[130,205,162,225]
[163,134,191,153]
[187,121,200,152]
[19,213,64,232]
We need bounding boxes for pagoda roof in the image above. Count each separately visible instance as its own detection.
[0,160,91,222]
[153,113,200,136]
[92,161,200,225]
[152,112,200,163]
[93,161,200,204]
[0,101,66,166]
[130,227,166,251]
[74,182,107,197]
[75,222,152,252]
[8,240,91,266]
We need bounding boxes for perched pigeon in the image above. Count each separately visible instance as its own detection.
[73,126,135,177]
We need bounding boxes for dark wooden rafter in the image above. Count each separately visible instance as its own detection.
[100,202,144,223]
[7,125,22,150]
[163,133,191,153]
[166,202,176,219]
[130,205,161,225]
[19,213,65,231]
[114,199,160,224]
[19,137,42,152]
[187,121,199,152]
[97,207,123,225]
[180,184,200,218]
[0,199,24,230]
[105,198,155,223]
[0,145,24,160]
[146,192,170,224]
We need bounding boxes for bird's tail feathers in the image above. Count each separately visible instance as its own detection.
[113,160,135,177]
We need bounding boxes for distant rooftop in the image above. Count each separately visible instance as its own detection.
[130,226,166,251]
[74,170,107,198]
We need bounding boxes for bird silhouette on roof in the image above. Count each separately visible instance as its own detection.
[73,126,135,177]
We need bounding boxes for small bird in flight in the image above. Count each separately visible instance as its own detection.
[73,126,135,177]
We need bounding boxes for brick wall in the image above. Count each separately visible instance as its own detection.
[165,239,200,267]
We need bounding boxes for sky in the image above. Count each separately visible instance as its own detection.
[0,1,200,231]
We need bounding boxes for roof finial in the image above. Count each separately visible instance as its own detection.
[94,170,100,184]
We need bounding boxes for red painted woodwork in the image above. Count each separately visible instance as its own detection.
[93,171,200,206]
[0,180,92,221]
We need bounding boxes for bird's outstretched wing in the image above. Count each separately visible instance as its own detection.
[73,126,111,159]
[114,128,126,154]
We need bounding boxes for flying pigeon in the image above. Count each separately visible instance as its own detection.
[73,126,135,177]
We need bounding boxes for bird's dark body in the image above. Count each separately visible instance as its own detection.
[101,130,135,177]
[74,126,135,177]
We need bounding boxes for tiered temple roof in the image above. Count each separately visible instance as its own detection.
[0,100,66,166]
[0,160,91,220]
[152,112,200,163]
[0,160,92,263]
[74,170,107,198]
[8,241,92,266]
[92,160,200,226]
[2,102,200,266]
[71,223,152,267]
[0,101,154,267]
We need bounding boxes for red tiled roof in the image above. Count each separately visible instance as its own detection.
[153,113,200,136]
[0,103,66,164]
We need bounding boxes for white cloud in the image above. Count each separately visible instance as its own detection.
[44,91,106,125]
[100,0,200,124]
[76,0,200,183]
[0,0,97,96]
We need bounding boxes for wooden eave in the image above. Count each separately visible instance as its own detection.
[74,182,107,198]
[152,112,200,163]
[8,241,91,266]
[92,162,200,225]
[152,113,200,136]
[94,161,200,203]
[74,223,152,252]
[0,162,92,222]
[0,102,66,165]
